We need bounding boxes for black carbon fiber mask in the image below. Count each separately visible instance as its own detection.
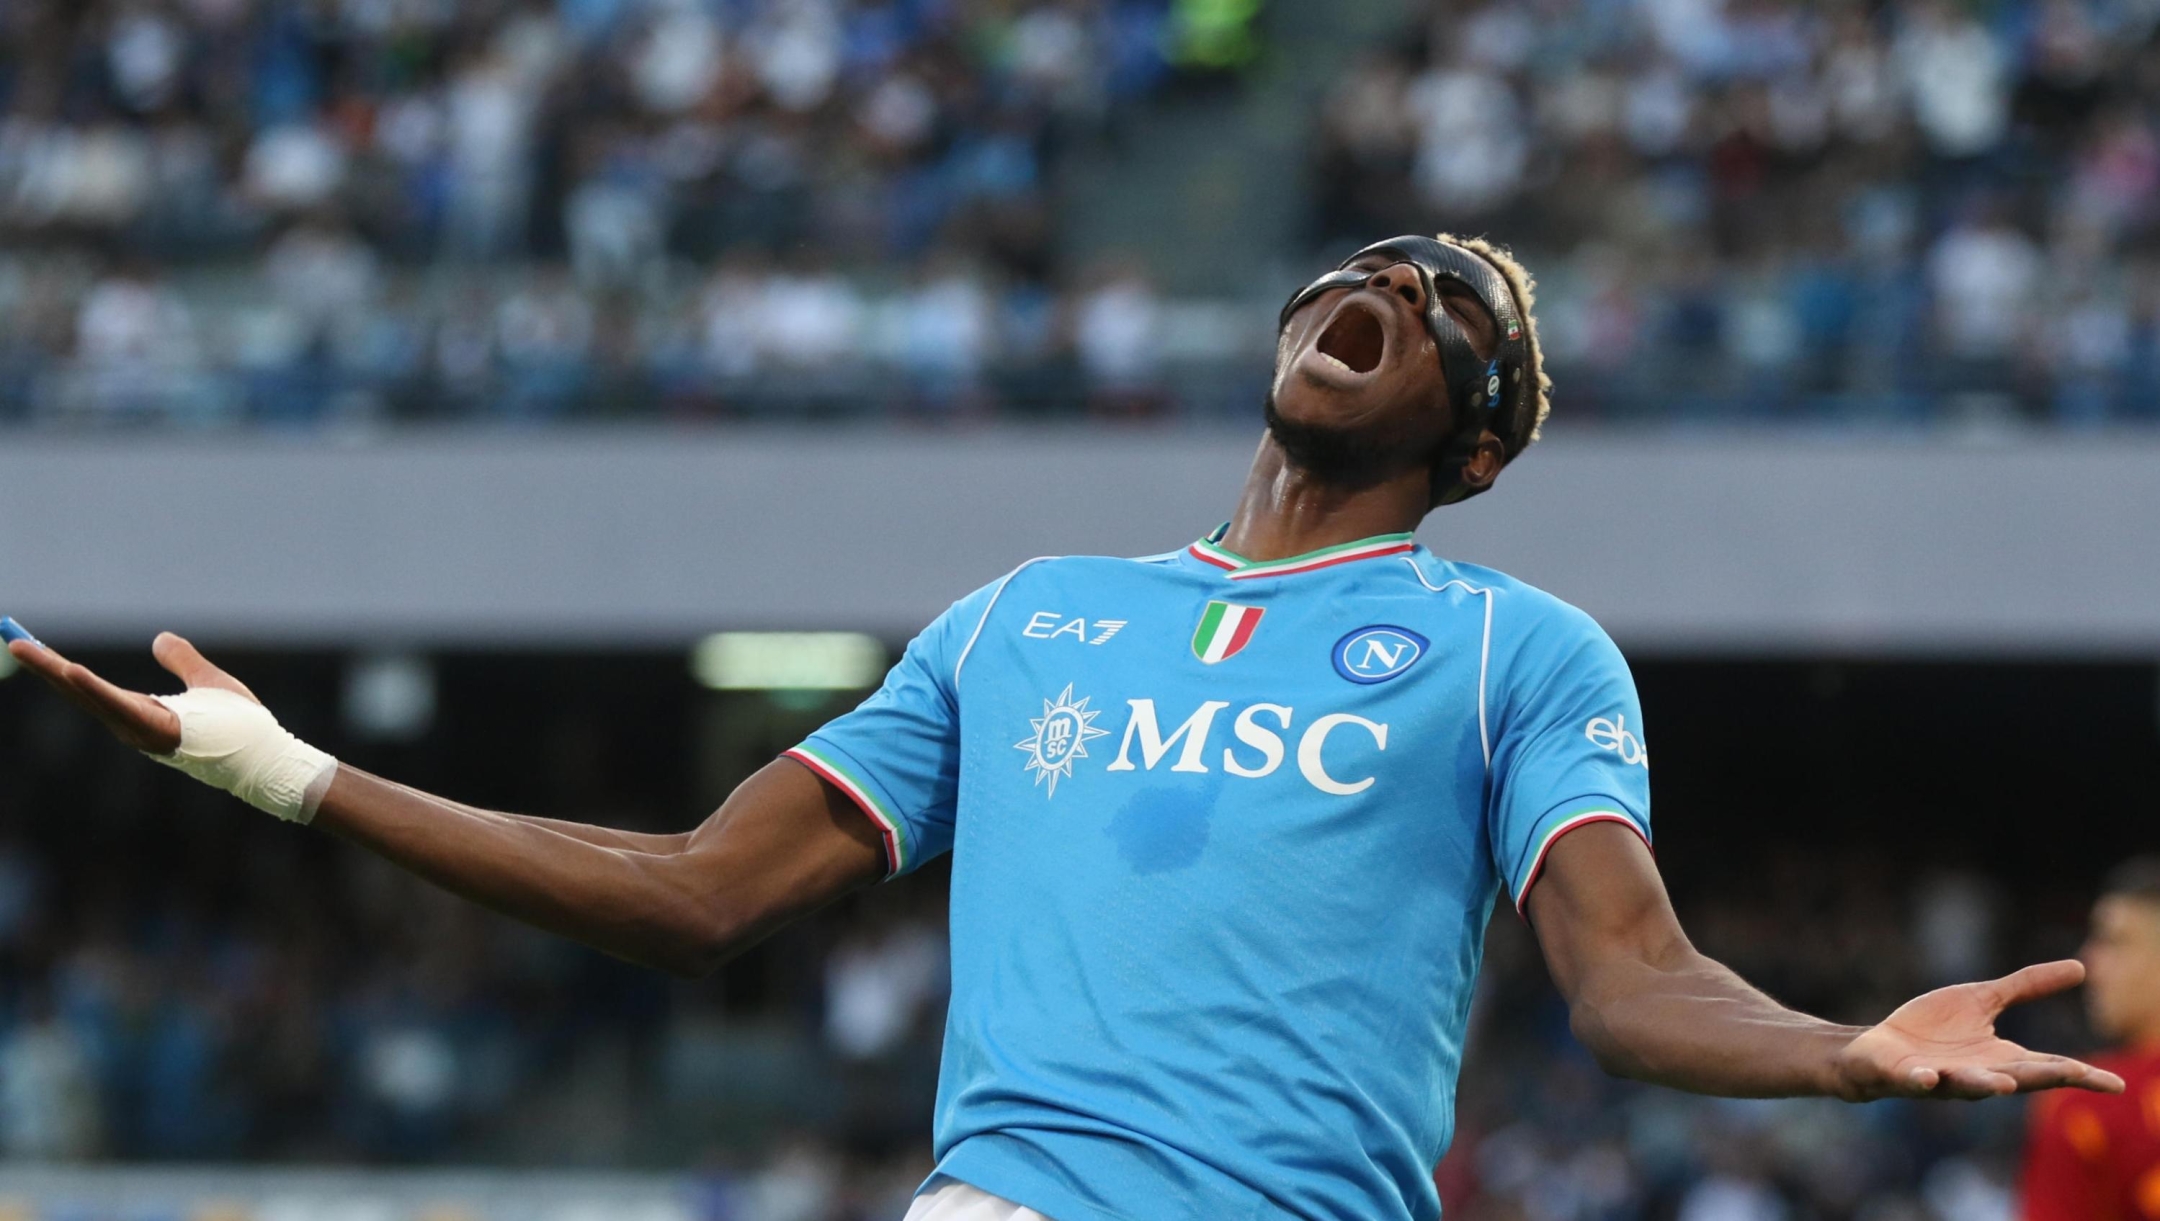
[1278,236,1531,468]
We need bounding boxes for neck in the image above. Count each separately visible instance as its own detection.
[1219,432,1431,562]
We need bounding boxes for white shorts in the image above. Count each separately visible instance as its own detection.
[902,1178,1055,1221]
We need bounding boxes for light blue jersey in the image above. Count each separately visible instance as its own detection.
[787,527,1652,1221]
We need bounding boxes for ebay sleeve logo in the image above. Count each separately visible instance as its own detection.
[1584,714,1648,766]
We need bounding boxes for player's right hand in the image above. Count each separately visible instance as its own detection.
[6,631,258,756]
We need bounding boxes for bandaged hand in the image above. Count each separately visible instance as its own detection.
[4,630,338,825]
[147,687,337,824]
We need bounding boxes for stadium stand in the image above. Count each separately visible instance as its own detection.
[0,0,1194,423]
[1310,0,2160,426]
[5,1,2160,424]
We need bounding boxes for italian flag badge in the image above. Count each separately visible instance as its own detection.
[1191,601,1264,664]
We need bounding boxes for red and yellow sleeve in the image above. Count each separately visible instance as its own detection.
[2021,1092,2109,1221]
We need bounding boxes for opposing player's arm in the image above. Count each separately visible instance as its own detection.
[1525,822,2125,1101]
[8,632,885,977]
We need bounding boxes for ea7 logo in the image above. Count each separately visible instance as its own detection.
[1022,611,1127,645]
[1584,714,1648,767]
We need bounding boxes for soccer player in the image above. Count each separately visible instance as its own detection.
[2022,859,2160,1221]
[9,235,2122,1221]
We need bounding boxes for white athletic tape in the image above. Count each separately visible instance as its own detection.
[146,688,338,824]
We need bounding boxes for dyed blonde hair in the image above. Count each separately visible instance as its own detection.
[1434,232,1550,458]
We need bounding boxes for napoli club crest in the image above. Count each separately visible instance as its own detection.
[1332,626,1428,684]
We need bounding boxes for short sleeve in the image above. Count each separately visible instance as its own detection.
[1487,605,1653,913]
[786,575,1006,878]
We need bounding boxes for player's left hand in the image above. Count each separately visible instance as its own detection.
[1833,960,2126,1100]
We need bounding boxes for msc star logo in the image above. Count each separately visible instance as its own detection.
[1014,683,1110,797]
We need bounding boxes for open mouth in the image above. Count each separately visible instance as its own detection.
[1315,302,1386,374]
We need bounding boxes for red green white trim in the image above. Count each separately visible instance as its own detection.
[1513,810,1649,916]
[1191,601,1264,663]
[1187,529,1417,580]
[785,746,906,876]
[1188,541,1239,571]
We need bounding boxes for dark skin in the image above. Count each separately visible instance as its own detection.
[1234,254,1506,559]
[7,250,2123,1104]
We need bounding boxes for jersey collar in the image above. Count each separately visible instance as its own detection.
[1186,524,1418,580]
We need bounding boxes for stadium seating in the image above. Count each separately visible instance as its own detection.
[5,1,2160,425]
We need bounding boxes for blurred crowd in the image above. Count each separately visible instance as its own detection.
[0,0,1175,263]
[1314,0,2160,425]
[0,0,1229,424]
[0,243,1259,424]
[0,799,959,1216]
[13,1,2160,426]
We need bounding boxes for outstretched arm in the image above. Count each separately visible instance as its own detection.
[361,776,693,854]
[8,632,886,977]
[1527,822,2124,1101]
[313,760,880,976]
